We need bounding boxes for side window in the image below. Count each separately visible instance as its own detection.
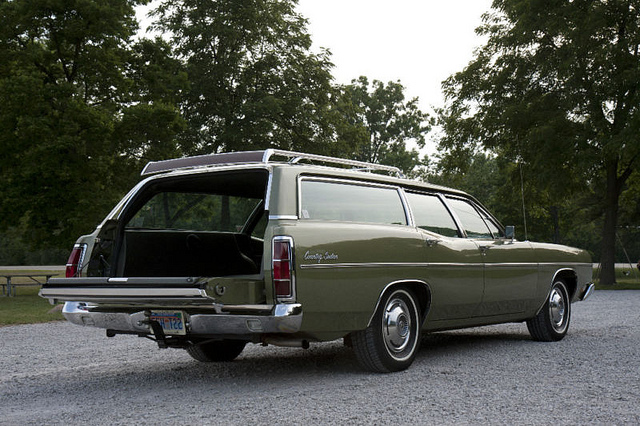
[446,197,494,238]
[477,207,503,238]
[300,180,407,225]
[406,192,460,237]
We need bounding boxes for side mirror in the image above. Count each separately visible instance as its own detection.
[505,225,515,241]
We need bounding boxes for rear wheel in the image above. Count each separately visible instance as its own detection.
[351,288,421,373]
[186,339,246,362]
[527,279,571,341]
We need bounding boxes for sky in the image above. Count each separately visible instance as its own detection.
[296,0,493,111]
[137,0,495,154]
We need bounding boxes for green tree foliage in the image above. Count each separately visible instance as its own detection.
[0,0,186,256]
[340,77,431,176]
[0,0,432,264]
[151,0,337,154]
[439,0,640,284]
[432,153,603,259]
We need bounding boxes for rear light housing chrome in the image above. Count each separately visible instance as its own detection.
[66,243,87,277]
[272,236,295,302]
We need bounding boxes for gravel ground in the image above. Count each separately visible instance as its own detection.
[1,290,639,425]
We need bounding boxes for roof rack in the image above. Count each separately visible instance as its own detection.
[141,149,405,178]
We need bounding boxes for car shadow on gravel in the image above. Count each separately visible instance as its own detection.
[417,328,533,357]
[170,328,534,379]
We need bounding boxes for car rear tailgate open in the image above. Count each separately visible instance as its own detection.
[40,277,214,306]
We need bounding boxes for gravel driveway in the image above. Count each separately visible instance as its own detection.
[1,290,639,425]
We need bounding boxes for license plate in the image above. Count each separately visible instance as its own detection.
[150,311,186,335]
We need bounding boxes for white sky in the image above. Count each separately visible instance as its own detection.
[296,0,493,111]
[137,0,494,154]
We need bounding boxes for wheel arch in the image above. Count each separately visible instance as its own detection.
[534,268,578,316]
[367,280,431,328]
[551,268,578,299]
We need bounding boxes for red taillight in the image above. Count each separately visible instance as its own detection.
[272,237,294,299]
[65,244,87,277]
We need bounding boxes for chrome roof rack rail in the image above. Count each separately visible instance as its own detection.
[141,149,404,178]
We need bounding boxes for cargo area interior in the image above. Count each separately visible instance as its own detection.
[94,169,269,278]
[121,230,262,277]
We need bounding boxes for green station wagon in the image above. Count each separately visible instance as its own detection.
[41,150,594,372]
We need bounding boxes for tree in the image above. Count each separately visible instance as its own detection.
[340,76,431,176]
[151,0,337,155]
[439,0,640,284]
[0,0,186,254]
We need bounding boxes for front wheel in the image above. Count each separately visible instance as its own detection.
[351,288,421,373]
[186,339,247,362]
[526,279,571,341]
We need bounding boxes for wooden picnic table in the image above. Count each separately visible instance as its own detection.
[0,274,58,297]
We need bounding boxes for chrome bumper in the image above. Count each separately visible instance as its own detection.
[578,282,595,301]
[62,302,303,335]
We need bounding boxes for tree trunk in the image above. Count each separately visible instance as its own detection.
[599,160,621,286]
[549,205,560,244]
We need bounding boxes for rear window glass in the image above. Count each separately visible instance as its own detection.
[300,180,407,225]
[127,193,262,232]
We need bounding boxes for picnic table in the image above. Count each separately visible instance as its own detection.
[1,274,58,297]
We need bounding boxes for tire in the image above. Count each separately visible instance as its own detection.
[351,288,421,373]
[527,279,571,342]
[186,339,246,362]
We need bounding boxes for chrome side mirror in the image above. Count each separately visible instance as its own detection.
[505,225,515,241]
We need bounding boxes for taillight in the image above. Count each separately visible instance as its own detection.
[65,244,87,277]
[272,236,294,300]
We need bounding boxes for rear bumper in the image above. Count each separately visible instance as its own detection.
[62,302,303,335]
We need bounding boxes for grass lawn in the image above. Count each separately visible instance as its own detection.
[593,266,640,290]
[0,269,65,326]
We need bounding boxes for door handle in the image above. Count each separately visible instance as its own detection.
[425,238,440,248]
[479,245,490,255]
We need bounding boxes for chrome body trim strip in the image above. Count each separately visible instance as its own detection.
[397,187,415,227]
[539,262,593,267]
[264,170,274,211]
[300,261,593,270]
[269,215,298,220]
[367,279,431,328]
[61,302,303,335]
[300,262,483,269]
[40,287,212,305]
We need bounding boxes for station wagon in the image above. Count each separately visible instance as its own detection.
[41,150,594,372]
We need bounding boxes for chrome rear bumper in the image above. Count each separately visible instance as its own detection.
[62,302,303,335]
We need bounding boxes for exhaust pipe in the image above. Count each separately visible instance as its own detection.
[262,337,309,349]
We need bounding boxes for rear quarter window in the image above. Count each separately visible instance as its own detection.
[300,180,407,225]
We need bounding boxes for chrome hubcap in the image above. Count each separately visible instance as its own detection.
[383,297,412,354]
[549,286,566,332]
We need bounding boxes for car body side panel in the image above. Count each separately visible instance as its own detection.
[416,230,484,322]
[532,242,593,304]
[478,240,538,317]
[274,221,424,337]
